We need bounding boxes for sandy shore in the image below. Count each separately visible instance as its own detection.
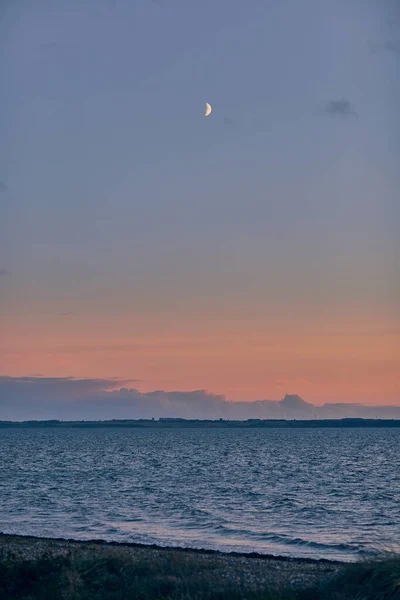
[0,532,343,592]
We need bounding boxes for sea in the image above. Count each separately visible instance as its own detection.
[1,427,399,562]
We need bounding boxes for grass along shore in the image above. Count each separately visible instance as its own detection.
[0,533,399,599]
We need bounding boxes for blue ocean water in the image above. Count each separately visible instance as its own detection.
[0,427,399,561]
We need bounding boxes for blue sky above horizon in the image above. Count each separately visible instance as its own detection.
[0,0,399,405]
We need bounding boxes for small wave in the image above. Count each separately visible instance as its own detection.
[178,521,359,554]
[265,535,357,553]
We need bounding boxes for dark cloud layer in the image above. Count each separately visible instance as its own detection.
[0,376,398,421]
[0,180,8,193]
[0,268,12,276]
[324,99,358,118]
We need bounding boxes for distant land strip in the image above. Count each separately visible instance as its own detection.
[1,418,400,428]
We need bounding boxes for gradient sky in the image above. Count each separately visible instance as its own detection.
[0,0,399,405]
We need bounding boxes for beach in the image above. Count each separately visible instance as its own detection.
[0,533,343,598]
[2,533,399,599]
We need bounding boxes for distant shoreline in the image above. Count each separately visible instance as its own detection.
[1,418,400,428]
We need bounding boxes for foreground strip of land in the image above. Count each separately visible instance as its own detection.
[1,534,399,599]
[1,418,400,428]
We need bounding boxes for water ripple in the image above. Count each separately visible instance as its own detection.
[0,427,399,561]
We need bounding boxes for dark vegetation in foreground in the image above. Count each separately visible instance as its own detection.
[0,536,399,600]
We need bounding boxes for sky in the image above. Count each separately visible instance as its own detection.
[0,0,399,408]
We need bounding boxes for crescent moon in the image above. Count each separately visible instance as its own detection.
[205,103,212,117]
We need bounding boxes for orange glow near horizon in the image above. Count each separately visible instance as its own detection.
[1,311,399,406]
